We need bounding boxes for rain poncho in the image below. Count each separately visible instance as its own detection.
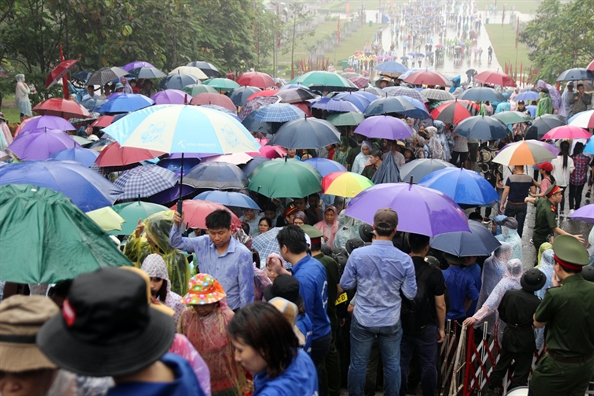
[333,210,365,250]
[124,210,190,296]
[536,79,566,118]
[351,141,372,174]
[169,334,212,396]
[141,254,187,325]
[333,139,350,166]
[434,120,451,161]
[426,126,446,160]
[178,299,243,395]
[537,241,552,266]
[536,91,553,117]
[476,243,513,334]
[314,206,339,248]
[371,152,401,184]
[0,119,13,152]
[15,74,32,117]
[495,226,522,262]
[254,262,272,301]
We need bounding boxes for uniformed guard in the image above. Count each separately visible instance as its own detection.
[530,235,594,396]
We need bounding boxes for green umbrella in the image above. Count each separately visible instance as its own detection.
[183,84,218,96]
[289,71,357,90]
[109,201,169,236]
[491,111,533,125]
[0,184,132,284]
[248,158,322,198]
[326,112,365,126]
[203,78,240,91]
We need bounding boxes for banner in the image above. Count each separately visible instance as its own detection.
[337,15,341,45]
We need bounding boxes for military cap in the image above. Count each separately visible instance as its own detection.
[552,235,590,271]
[544,183,563,198]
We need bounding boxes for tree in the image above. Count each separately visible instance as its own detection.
[519,0,594,82]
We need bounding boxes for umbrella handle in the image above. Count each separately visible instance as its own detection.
[177,153,185,215]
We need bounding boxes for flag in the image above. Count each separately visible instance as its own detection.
[515,16,519,49]
[337,15,341,45]
[501,11,505,27]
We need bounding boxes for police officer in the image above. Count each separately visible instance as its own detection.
[530,235,594,396]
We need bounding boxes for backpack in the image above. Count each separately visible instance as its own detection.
[400,264,434,334]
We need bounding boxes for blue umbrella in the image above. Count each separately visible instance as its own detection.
[0,160,122,212]
[332,92,372,112]
[311,98,362,113]
[114,165,178,200]
[430,220,501,256]
[356,90,381,101]
[399,159,456,182]
[401,96,429,116]
[228,86,261,107]
[515,91,540,102]
[157,157,201,175]
[303,158,347,177]
[158,74,200,90]
[268,118,340,149]
[240,155,270,178]
[254,103,305,122]
[48,147,99,167]
[194,191,261,210]
[183,162,248,189]
[365,96,429,119]
[97,94,154,114]
[459,87,506,103]
[419,167,499,205]
[454,116,509,140]
[374,61,408,74]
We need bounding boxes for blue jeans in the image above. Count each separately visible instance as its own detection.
[399,325,438,396]
[348,317,403,396]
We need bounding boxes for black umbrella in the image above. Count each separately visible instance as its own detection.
[454,116,509,140]
[127,67,166,79]
[267,118,340,149]
[364,96,418,117]
[242,111,273,134]
[87,67,128,86]
[277,87,318,104]
[186,61,221,78]
[158,74,199,90]
[240,156,270,178]
[458,87,506,102]
[430,219,501,256]
[228,86,261,107]
[556,68,594,82]
[72,70,92,82]
[525,114,566,140]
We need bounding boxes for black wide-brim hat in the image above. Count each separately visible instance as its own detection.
[520,268,547,292]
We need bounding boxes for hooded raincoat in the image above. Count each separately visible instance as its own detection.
[351,141,372,174]
[314,206,339,248]
[495,226,522,262]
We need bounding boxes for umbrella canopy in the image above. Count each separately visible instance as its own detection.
[303,158,347,177]
[46,59,78,89]
[322,171,374,197]
[326,112,365,126]
[95,141,165,167]
[364,96,420,117]
[355,115,414,140]
[0,160,122,211]
[473,71,516,87]
[254,103,305,122]
[173,199,242,229]
[383,87,426,102]
[242,111,273,134]
[524,115,567,140]
[587,60,594,72]
[248,90,280,101]
[128,66,166,79]
[87,66,129,86]
[399,158,456,182]
[157,157,200,175]
[158,74,200,90]
[146,183,196,205]
[491,111,533,125]
[459,87,506,102]
[494,140,558,166]
[277,87,318,104]
[430,219,501,256]
[419,167,499,205]
[190,93,236,111]
[567,204,594,223]
[183,84,218,96]
[109,201,169,235]
[253,227,282,259]
[402,70,449,86]
[229,86,261,107]
[9,129,80,160]
[430,100,473,124]
[257,145,287,159]
[290,71,357,91]
[311,98,362,113]
[515,91,540,102]
[70,135,93,146]
[556,68,594,82]
[238,96,281,119]
[568,110,594,129]
[454,116,509,140]
[332,92,372,112]
[267,118,340,149]
[169,66,208,80]
[204,78,240,91]
[150,89,192,105]
[0,185,131,284]
[183,162,248,189]
[194,191,261,210]
[86,207,126,232]
[33,98,91,119]
[98,94,154,114]
[420,88,455,101]
[375,61,408,75]
[91,115,115,128]
[241,155,270,177]
[49,147,99,167]
[103,105,260,155]
[122,61,155,71]
[345,182,470,237]
[248,158,322,198]
[236,72,275,89]
[114,165,177,200]
[349,75,370,89]
[202,152,254,165]
[186,61,220,77]
[542,125,591,140]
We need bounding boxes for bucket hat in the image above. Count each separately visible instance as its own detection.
[264,274,304,308]
[182,274,227,305]
[268,297,306,346]
[520,268,546,292]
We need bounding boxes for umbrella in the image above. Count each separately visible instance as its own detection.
[363,87,384,96]
[430,219,501,256]
[276,87,318,104]
[542,125,591,140]
[229,86,261,107]
[0,185,131,284]
[257,145,287,159]
[150,89,192,105]
[311,98,362,113]
[399,158,456,182]
[70,135,93,146]
[371,153,401,184]
[49,147,99,167]
[383,86,426,102]
[248,90,281,101]
[46,59,78,89]
[242,111,273,134]
[146,183,196,205]
[0,160,122,211]
[326,112,365,126]
[204,78,240,91]
[514,91,540,102]
[349,75,370,89]
[202,152,254,165]
[173,199,242,229]
[18,115,75,134]
[98,94,154,114]
[95,141,165,167]
[254,103,305,122]
[87,66,129,86]
[491,111,533,125]
[332,92,372,112]
[183,84,218,96]
[402,70,449,86]
[303,158,347,177]
[473,71,516,87]
[253,227,283,259]
[344,182,470,237]
[72,70,92,81]
[190,93,236,111]
[568,110,594,129]
[9,129,80,160]
[91,115,115,128]
[241,155,270,177]
[158,74,200,90]
[194,191,261,210]
[267,118,340,149]
[588,60,594,72]
[524,115,567,140]
[157,157,201,175]
[430,100,473,124]
[419,167,499,205]
[183,162,248,189]
[322,171,374,197]
[128,67,166,79]
[199,104,239,120]
[122,61,155,72]
[364,96,420,117]
[33,98,91,119]
[556,68,594,82]
[401,96,429,115]
[420,88,455,101]
[109,201,169,235]
[114,165,177,200]
[248,158,322,198]
[289,71,358,91]
[169,66,208,80]
[459,87,506,102]
[237,72,275,89]
[493,140,558,166]
[375,61,408,75]
[86,207,126,232]
[186,61,220,78]
[567,204,594,223]
[454,116,509,140]
[355,115,414,140]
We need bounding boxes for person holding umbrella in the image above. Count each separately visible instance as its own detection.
[569,83,592,116]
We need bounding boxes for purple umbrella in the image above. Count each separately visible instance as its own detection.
[122,61,155,72]
[568,204,594,223]
[345,182,470,237]
[147,183,196,205]
[354,116,414,140]
[9,129,81,160]
[19,115,75,134]
[150,89,192,105]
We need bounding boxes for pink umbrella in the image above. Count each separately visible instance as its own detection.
[202,152,254,165]
[291,103,313,118]
[248,140,287,159]
[190,93,236,111]
[171,199,242,230]
[542,125,591,140]
[587,60,594,71]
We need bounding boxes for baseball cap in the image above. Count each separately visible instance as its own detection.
[537,162,553,172]
[373,208,398,233]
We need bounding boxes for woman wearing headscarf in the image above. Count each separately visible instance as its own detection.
[495,218,522,261]
[15,74,32,120]
[536,87,554,117]
[315,205,339,248]
[351,141,372,174]
[426,126,445,160]
[333,137,350,166]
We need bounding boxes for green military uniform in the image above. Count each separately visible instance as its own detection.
[529,235,594,396]
[532,197,557,251]
[361,163,376,180]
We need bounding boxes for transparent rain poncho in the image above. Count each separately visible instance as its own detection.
[476,243,512,329]
[169,334,212,396]
[535,248,555,349]
[495,226,522,262]
[333,210,365,250]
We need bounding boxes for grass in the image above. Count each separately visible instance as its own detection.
[1,94,20,123]
[484,24,533,73]
[475,0,540,14]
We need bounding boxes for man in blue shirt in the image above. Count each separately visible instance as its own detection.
[442,253,480,322]
[340,208,417,396]
[169,209,254,311]
[276,225,331,393]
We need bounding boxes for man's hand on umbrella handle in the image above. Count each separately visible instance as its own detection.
[173,211,184,228]
[135,219,145,238]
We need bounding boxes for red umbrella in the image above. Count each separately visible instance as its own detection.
[430,100,474,124]
[172,199,242,230]
[190,93,236,111]
[473,70,516,87]
[95,141,165,167]
[588,60,594,71]
[33,98,91,119]
[349,75,369,88]
[247,90,280,101]
[90,115,115,128]
[291,102,313,118]
[46,59,78,89]
[402,70,449,86]
[236,72,275,89]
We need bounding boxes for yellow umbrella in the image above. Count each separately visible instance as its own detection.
[86,207,126,232]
